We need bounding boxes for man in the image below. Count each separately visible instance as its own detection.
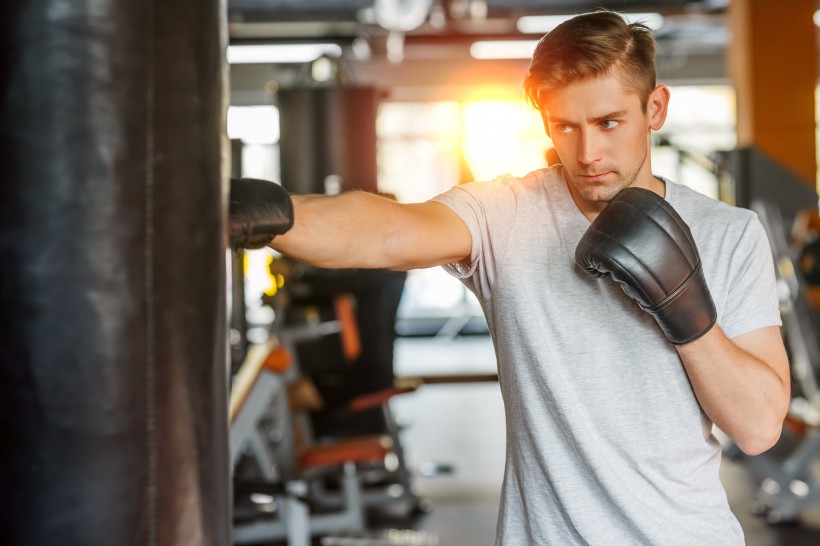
[272,11,790,545]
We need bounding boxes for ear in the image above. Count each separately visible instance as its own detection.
[646,84,670,131]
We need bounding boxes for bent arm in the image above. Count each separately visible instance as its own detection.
[676,325,790,456]
[270,191,472,270]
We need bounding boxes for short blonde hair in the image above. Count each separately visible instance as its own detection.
[523,11,657,112]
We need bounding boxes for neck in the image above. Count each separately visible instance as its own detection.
[634,173,666,197]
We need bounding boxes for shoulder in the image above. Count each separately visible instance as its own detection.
[433,167,556,204]
[487,166,563,200]
[666,181,771,269]
[667,179,757,231]
[520,166,564,192]
[471,167,554,192]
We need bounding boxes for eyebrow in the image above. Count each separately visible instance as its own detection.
[549,110,628,125]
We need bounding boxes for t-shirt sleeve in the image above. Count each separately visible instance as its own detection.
[719,215,782,339]
[429,175,519,300]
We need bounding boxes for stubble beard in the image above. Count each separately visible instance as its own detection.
[570,168,634,204]
[570,148,647,205]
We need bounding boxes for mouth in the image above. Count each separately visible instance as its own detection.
[577,171,612,182]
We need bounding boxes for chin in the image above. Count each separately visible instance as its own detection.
[574,182,624,204]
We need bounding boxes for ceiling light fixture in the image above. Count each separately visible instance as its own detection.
[226,44,343,64]
[470,40,539,60]
[516,12,664,34]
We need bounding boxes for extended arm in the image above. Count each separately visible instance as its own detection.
[270,191,472,271]
[676,325,790,456]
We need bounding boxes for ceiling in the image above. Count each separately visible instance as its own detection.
[225,0,742,105]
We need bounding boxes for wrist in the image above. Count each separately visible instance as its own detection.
[647,263,716,344]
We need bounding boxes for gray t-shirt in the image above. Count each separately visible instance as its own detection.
[431,166,781,545]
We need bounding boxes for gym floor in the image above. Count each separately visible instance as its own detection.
[380,335,820,546]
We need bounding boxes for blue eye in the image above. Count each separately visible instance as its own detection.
[600,120,619,129]
[555,124,574,134]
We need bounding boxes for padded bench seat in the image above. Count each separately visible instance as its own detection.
[299,435,394,470]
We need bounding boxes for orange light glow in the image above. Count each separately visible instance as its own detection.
[461,97,551,182]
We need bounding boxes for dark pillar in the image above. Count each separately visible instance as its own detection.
[0,0,230,545]
[278,87,381,195]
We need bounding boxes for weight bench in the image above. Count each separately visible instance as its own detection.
[230,340,396,545]
[230,323,423,543]
[300,385,423,518]
[275,296,426,519]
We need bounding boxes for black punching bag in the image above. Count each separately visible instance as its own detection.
[0,0,230,545]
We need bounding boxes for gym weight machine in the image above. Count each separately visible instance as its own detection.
[229,178,432,544]
[710,147,820,525]
[721,199,820,524]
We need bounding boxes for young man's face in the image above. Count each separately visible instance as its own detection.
[542,73,669,215]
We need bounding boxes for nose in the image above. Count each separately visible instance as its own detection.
[577,130,603,165]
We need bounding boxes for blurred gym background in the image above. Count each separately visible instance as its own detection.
[5,1,820,545]
[225,1,820,545]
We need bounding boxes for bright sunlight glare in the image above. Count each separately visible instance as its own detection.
[461,100,549,182]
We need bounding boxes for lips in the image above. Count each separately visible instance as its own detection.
[578,172,611,180]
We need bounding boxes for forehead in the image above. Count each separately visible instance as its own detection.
[541,73,643,120]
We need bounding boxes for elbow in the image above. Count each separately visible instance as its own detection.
[734,413,786,457]
[737,382,791,457]
[737,426,781,457]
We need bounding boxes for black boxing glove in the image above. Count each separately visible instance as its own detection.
[574,187,716,345]
[229,178,294,249]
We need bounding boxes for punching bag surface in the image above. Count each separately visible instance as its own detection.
[0,0,230,545]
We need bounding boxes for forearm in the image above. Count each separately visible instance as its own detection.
[270,191,401,269]
[676,326,790,455]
